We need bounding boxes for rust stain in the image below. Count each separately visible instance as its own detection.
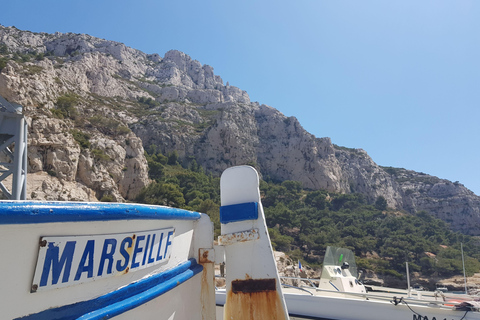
[39,238,47,247]
[124,238,134,272]
[201,262,209,315]
[218,229,259,246]
[126,237,134,254]
[225,286,287,320]
[118,237,134,275]
[199,248,214,264]
[119,266,131,276]
[198,248,215,319]
[232,278,276,293]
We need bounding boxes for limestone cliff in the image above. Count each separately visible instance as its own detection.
[1,25,479,235]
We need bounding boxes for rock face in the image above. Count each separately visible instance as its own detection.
[1,25,479,234]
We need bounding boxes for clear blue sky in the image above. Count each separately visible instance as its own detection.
[2,1,479,195]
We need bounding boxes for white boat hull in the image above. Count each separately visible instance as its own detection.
[283,291,478,320]
[216,288,480,320]
[0,201,215,320]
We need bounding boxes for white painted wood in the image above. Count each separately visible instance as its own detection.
[220,165,260,207]
[220,165,290,320]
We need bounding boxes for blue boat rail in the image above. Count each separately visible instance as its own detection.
[0,201,201,224]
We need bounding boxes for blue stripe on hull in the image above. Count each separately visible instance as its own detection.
[0,201,201,224]
[16,259,203,320]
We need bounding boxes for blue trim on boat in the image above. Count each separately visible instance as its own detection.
[0,201,201,224]
[16,259,203,320]
[220,202,258,224]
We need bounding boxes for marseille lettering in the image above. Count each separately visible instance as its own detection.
[35,228,174,290]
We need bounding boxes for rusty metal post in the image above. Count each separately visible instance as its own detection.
[194,214,216,320]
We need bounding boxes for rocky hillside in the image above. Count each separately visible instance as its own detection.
[1,25,479,235]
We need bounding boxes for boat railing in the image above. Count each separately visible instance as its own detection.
[279,276,466,310]
[281,283,315,295]
[280,276,319,289]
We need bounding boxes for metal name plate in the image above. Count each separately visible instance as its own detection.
[32,228,175,292]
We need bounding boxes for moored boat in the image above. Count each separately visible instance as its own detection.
[277,247,480,319]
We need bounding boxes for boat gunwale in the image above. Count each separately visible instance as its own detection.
[0,201,201,224]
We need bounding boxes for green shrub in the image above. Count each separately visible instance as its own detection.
[24,64,43,75]
[375,196,388,210]
[47,170,57,177]
[0,58,8,72]
[88,116,130,135]
[71,129,91,149]
[100,194,115,202]
[383,269,403,279]
[92,148,111,162]
[53,93,79,119]
[0,44,8,54]
[13,52,33,62]
[116,125,131,135]
[136,182,185,208]
[137,96,160,108]
[167,151,179,165]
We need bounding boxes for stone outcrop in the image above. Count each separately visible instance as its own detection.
[1,25,479,235]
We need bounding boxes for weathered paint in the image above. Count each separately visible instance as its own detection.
[225,288,287,320]
[231,278,276,293]
[199,248,215,320]
[199,248,215,264]
[218,228,259,246]
[193,214,216,320]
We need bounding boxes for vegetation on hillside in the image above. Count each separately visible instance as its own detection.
[136,147,221,236]
[136,149,480,280]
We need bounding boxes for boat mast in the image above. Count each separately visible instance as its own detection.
[406,261,411,297]
[461,242,467,294]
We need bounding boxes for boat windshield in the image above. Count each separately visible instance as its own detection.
[323,246,359,278]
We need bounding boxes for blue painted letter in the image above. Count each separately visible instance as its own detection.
[142,234,151,266]
[156,233,164,261]
[147,234,156,264]
[98,239,117,276]
[74,240,95,281]
[40,241,76,286]
[131,235,145,269]
[164,231,174,258]
[116,237,132,272]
